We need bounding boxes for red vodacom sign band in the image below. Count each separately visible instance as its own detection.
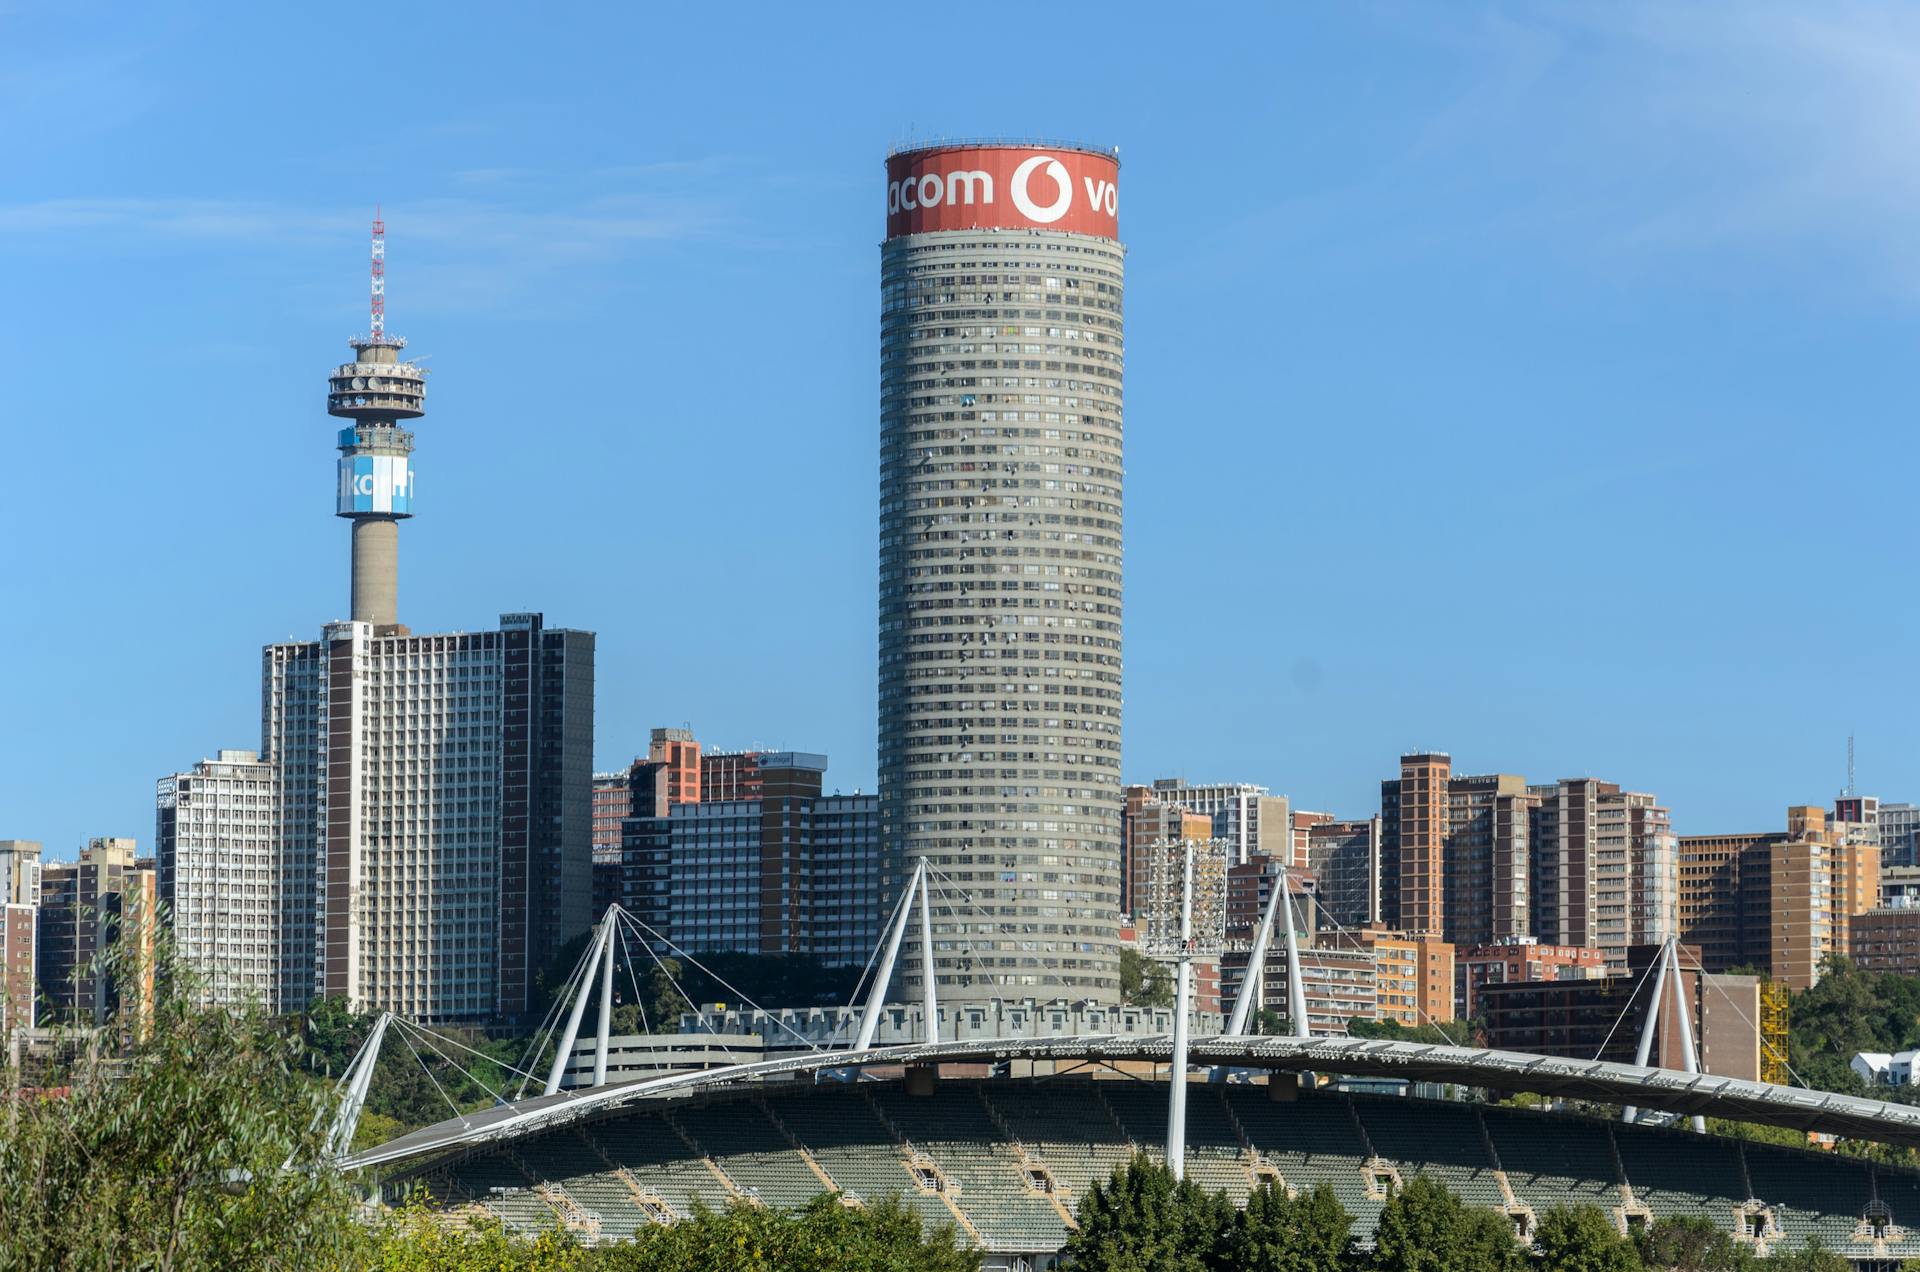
[885,145,1120,240]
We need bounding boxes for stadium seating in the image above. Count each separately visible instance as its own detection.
[398,1076,1920,1261]
[1744,1143,1873,1248]
[980,1079,1137,1201]
[1483,1106,1621,1212]
[1613,1121,1748,1223]
[585,1114,734,1218]
[767,1087,956,1235]
[1351,1094,1506,1211]
[670,1101,828,1212]
[1223,1087,1382,1231]
[867,1085,1068,1250]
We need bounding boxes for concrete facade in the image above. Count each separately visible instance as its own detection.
[155,749,280,1009]
[264,613,594,1023]
[36,838,155,1032]
[878,149,1126,1005]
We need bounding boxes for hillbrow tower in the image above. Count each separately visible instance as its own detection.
[878,143,1126,1004]
[328,215,425,629]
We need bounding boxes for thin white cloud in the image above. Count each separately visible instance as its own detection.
[1240,1,1920,299]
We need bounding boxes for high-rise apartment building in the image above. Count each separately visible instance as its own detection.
[1137,780,1290,866]
[0,839,42,908]
[878,143,1125,1004]
[1457,937,1607,1020]
[155,750,279,1008]
[1380,757,1533,948]
[264,614,593,1023]
[1443,773,1533,950]
[1679,805,1877,988]
[593,729,707,915]
[1121,785,1214,917]
[0,840,42,1041]
[1382,753,1449,936]
[618,752,881,966]
[1876,802,1920,869]
[1530,779,1676,970]
[593,772,633,857]
[1306,818,1382,929]
[0,899,32,1042]
[1677,830,1776,974]
[36,838,155,1032]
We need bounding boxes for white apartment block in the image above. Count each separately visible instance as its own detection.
[156,751,279,1009]
[264,614,592,1024]
[1144,779,1290,866]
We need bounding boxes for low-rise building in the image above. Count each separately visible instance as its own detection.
[1853,1050,1920,1086]
[1220,943,1377,1037]
[1851,907,1920,975]
[1458,937,1608,1020]
[1478,943,1779,1080]
[1327,926,1454,1026]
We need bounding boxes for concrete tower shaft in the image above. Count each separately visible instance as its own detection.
[878,143,1125,1005]
[328,219,427,629]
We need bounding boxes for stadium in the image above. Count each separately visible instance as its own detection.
[344,1033,1920,1272]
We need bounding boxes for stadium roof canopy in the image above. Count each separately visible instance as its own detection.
[344,1034,1920,1172]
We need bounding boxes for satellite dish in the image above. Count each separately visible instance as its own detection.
[353,378,367,390]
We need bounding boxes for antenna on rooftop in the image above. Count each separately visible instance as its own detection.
[1848,734,1856,798]
[369,207,386,345]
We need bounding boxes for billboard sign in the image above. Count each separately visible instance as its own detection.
[886,146,1118,240]
[336,454,414,516]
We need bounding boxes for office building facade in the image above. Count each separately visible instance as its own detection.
[878,143,1126,1003]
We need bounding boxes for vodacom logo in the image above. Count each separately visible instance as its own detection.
[887,149,1118,232]
[1009,155,1073,224]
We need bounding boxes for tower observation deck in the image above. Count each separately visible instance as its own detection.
[328,215,427,630]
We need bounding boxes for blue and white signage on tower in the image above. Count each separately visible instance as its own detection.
[336,454,415,516]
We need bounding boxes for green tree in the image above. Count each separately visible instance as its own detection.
[0,931,370,1270]
[1226,1180,1352,1272]
[594,1194,978,1272]
[608,955,693,1035]
[1759,1241,1849,1272]
[1348,1016,1483,1048]
[1118,947,1173,1009]
[1062,1154,1234,1272]
[1371,1174,1525,1272]
[1633,1215,1752,1272]
[369,1199,585,1270]
[1534,1205,1641,1272]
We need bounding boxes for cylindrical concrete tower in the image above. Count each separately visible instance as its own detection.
[328,217,425,629]
[878,143,1125,1005]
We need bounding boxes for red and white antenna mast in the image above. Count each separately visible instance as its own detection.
[369,208,386,344]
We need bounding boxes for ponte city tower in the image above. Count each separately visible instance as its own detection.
[328,214,425,629]
[878,143,1125,1004]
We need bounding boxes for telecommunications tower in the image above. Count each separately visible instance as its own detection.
[327,214,426,629]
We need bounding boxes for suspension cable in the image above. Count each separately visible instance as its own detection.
[614,908,827,1056]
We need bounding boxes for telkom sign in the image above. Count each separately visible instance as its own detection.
[337,454,415,516]
[885,146,1119,240]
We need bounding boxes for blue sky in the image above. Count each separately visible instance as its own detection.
[4,3,1917,861]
